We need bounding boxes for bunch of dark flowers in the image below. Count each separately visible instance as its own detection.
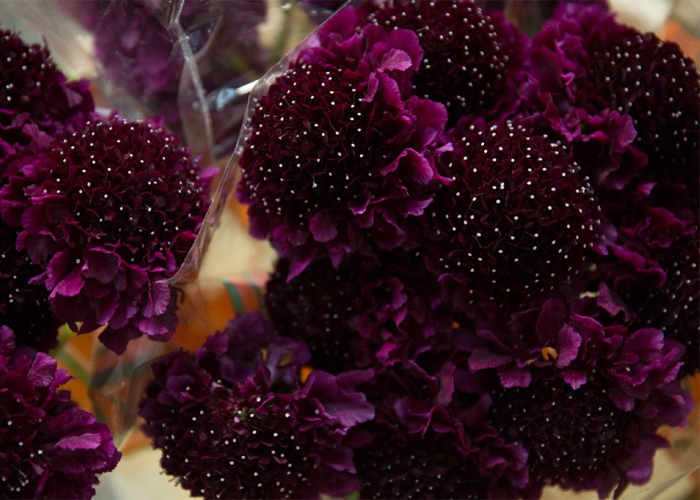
[0,29,215,355]
[139,0,699,499]
[0,25,221,498]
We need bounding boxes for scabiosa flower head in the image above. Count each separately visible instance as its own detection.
[238,7,448,275]
[468,302,694,498]
[527,4,700,196]
[596,203,700,374]
[0,326,121,499]
[265,257,364,373]
[357,0,528,123]
[0,219,60,352]
[139,312,374,499]
[353,366,528,500]
[423,117,601,310]
[265,250,453,373]
[1,116,214,354]
[0,30,93,158]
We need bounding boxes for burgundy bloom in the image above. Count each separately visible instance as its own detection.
[594,200,700,374]
[355,421,492,499]
[1,116,214,354]
[467,301,693,498]
[238,7,448,275]
[0,30,93,160]
[139,312,374,499]
[422,118,601,310]
[357,0,528,123]
[527,4,700,197]
[265,250,453,373]
[0,326,121,499]
[353,360,528,499]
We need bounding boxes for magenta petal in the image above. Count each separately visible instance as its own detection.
[556,325,581,368]
[561,369,588,389]
[378,48,414,72]
[320,446,356,473]
[141,279,171,318]
[44,250,76,291]
[608,387,636,411]
[51,266,84,298]
[536,299,567,343]
[83,249,120,284]
[28,352,60,387]
[310,212,338,243]
[498,366,531,388]
[597,282,629,320]
[436,362,456,406]
[56,433,103,450]
[469,348,512,370]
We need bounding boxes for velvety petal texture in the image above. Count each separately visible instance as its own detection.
[0,326,120,499]
[238,6,448,273]
[0,116,214,353]
[139,312,374,499]
[0,30,93,161]
[162,1,699,499]
[357,0,529,123]
[465,299,693,498]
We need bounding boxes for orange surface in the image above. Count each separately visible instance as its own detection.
[661,19,700,65]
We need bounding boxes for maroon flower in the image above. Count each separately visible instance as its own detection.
[0,30,93,160]
[139,312,374,499]
[421,117,601,310]
[265,250,453,373]
[526,4,700,197]
[357,0,528,123]
[238,7,448,276]
[0,116,214,354]
[355,420,494,499]
[466,300,693,498]
[354,360,528,499]
[0,326,121,499]
[594,200,700,374]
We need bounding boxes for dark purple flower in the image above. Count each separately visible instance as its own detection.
[421,117,601,310]
[353,359,528,499]
[357,0,528,123]
[465,300,694,498]
[265,250,453,373]
[139,312,374,499]
[526,4,700,199]
[238,7,448,275]
[593,200,700,374]
[0,30,93,159]
[0,116,214,354]
[0,326,121,499]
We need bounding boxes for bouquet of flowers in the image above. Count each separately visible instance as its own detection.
[135,0,699,499]
[0,0,698,499]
